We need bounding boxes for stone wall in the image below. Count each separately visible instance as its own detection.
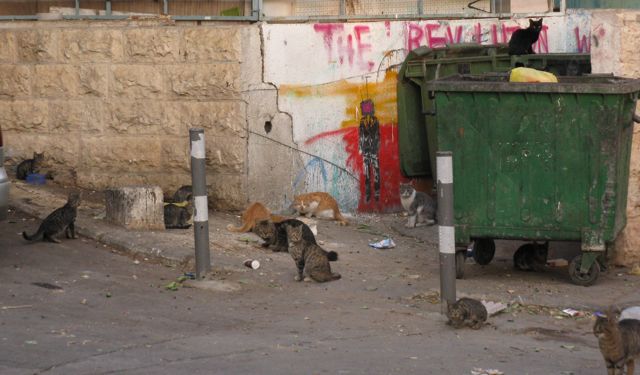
[0,19,264,210]
[591,10,640,267]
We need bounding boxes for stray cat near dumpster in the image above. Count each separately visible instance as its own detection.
[399,183,436,228]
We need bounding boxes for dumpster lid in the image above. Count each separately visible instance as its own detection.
[425,73,640,94]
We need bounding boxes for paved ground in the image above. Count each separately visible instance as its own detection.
[2,180,640,374]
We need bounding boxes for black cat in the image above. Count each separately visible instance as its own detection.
[508,18,543,56]
[513,242,548,272]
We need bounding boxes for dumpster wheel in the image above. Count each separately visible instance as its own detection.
[455,251,466,279]
[472,239,495,265]
[568,254,600,286]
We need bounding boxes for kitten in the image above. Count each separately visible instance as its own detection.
[226,202,286,233]
[513,242,548,272]
[291,192,348,226]
[447,297,487,329]
[399,183,437,228]
[593,308,640,375]
[253,218,320,253]
[22,192,81,243]
[508,18,543,56]
[164,200,194,229]
[285,223,340,283]
[16,152,45,180]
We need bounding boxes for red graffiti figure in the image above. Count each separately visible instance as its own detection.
[359,99,380,202]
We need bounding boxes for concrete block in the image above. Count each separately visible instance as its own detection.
[124,28,180,63]
[0,100,48,131]
[106,100,170,135]
[105,186,165,230]
[60,29,124,62]
[49,100,104,134]
[0,65,30,98]
[110,65,165,99]
[34,65,107,98]
[166,64,240,100]
[0,31,16,63]
[15,29,58,63]
[183,28,241,62]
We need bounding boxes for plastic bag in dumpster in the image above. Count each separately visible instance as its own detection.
[509,67,558,83]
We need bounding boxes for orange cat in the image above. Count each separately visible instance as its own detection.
[291,192,348,226]
[226,202,286,232]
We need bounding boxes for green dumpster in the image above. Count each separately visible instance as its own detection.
[425,73,640,285]
[397,44,591,179]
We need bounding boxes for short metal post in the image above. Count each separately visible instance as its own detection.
[437,151,456,314]
[163,0,168,15]
[105,0,111,16]
[417,0,424,15]
[75,0,80,16]
[339,0,346,16]
[190,128,211,279]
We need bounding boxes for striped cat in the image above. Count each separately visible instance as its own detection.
[285,223,340,283]
[23,192,81,243]
[253,218,318,253]
[16,152,45,180]
[594,307,640,375]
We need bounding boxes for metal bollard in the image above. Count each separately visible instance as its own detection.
[437,151,456,314]
[190,128,211,279]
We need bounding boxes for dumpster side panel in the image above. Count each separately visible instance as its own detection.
[435,90,635,245]
[397,78,431,177]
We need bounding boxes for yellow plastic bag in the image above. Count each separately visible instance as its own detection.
[509,67,558,83]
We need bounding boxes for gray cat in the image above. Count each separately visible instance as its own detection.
[399,183,437,228]
[171,185,193,203]
[164,201,194,229]
[285,223,340,283]
[23,192,81,243]
[163,185,194,229]
[253,218,320,254]
[447,297,487,329]
[16,152,45,180]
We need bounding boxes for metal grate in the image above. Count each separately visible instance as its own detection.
[168,0,250,16]
[425,0,492,14]
[348,0,419,16]
[0,0,251,17]
[291,0,494,17]
[0,0,75,16]
[293,0,340,17]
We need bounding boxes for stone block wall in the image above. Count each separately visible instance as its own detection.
[0,19,258,210]
[591,10,640,267]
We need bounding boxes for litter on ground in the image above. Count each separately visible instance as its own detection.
[369,238,396,249]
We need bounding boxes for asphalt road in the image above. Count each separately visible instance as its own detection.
[0,208,610,375]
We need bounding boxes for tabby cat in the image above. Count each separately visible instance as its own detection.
[16,152,45,180]
[291,192,348,226]
[399,183,437,228]
[227,202,286,233]
[285,223,341,283]
[508,18,544,56]
[171,185,193,203]
[23,192,81,243]
[253,218,319,252]
[446,297,487,329]
[513,242,548,272]
[593,308,640,375]
[164,201,194,229]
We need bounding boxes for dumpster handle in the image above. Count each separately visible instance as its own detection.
[634,113,640,124]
